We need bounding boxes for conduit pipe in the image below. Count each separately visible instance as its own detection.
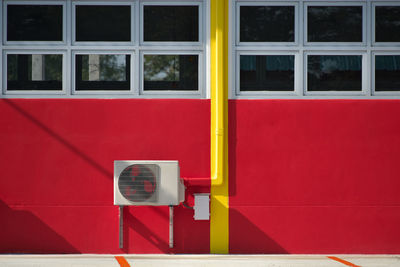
[211,0,227,186]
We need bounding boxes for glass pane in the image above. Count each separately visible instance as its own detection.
[375,6,400,42]
[307,6,362,42]
[240,55,294,91]
[375,55,400,91]
[76,5,131,42]
[7,5,63,41]
[76,55,130,90]
[144,6,198,42]
[307,55,362,91]
[7,54,62,90]
[240,6,295,42]
[144,55,198,90]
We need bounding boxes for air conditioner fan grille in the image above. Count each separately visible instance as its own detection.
[118,164,159,202]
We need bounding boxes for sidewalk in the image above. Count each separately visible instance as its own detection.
[0,254,399,267]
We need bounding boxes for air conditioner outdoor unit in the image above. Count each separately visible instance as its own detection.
[114,160,185,206]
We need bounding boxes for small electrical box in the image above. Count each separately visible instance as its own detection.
[193,193,210,220]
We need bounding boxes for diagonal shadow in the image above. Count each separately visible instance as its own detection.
[123,207,170,253]
[229,209,288,254]
[3,99,112,178]
[0,199,79,253]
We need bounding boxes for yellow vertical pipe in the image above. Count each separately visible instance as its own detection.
[210,0,229,254]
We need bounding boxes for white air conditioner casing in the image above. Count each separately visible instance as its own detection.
[114,160,185,206]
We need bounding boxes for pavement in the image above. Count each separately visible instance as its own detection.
[0,254,399,267]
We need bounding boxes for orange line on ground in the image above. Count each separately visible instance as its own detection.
[327,256,361,267]
[115,256,131,267]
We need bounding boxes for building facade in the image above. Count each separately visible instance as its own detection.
[1,0,400,254]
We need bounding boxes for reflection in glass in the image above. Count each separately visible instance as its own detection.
[240,55,294,91]
[240,6,295,42]
[144,55,198,90]
[76,55,130,90]
[375,55,400,91]
[7,5,63,41]
[144,6,198,42]
[308,55,362,91]
[307,6,362,42]
[76,5,131,42]
[375,6,400,42]
[7,54,62,90]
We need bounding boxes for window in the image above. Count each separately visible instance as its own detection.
[1,0,205,97]
[239,5,295,43]
[74,53,132,91]
[143,5,199,42]
[234,1,400,98]
[307,6,363,43]
[75,5,131,43]
[7,53,63,91]
[6,4,64,42]
[143,54,199,91]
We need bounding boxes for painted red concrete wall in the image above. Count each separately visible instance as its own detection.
[1,99,400,254]
[229,100,400,254]
[0,99,210,253]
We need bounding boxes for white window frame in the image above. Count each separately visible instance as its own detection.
[72,50,135,95]
[372,51,400,96]
[0,0,209,98]
[304,2,367,47]
[236,1,299,47]
[140,50,204,98]
[140,1,203,47]
[304,51,368,96]
[72,1,135,46]
[235,51,300,97]
[2,50,67,95]
[372,2,400,47]
[231,0,400,99]
[3,1,67,46]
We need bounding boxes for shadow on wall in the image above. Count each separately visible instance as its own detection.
[0,199,79,253]
[229,209,288,254]
[3,99,112,178]
[123,207,170,253]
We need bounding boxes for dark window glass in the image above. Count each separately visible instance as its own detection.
[240,6,295,42]
[307,55,362,91]
[144,6,198,42]
[76,5,131,42]
[7,5,63,41]
[240,55,294,91]
[144,55,198,91]
[75,55,130,90]
[307,6,362,42]
[375,55,400,91]
[375,6,400,42]
[7,54,62,90]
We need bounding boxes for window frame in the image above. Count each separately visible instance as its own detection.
[304,2,367,47]
[304,51,368,96]
[2,50,67,95]
[372,2,400,47]
[140,50,204,97]
[140,1,203,47]
[235,51,300,97]
[236,1,299,47]
[232,0,400,99]
[0,0,208,98]
[372,51,400,96]
[3,0,67,46]
[72,50,135,95]
[72,1,135,46]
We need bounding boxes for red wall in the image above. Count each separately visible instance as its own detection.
[0,99,210,253]
[229,100,400,254]
[1,99,400,254]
